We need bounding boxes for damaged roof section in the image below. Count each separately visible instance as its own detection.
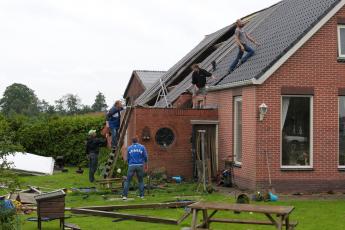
[134,23,235,106]
[135,0,342,108]
[154,4,279,108]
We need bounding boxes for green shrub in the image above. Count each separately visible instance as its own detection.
[16,114,106,165]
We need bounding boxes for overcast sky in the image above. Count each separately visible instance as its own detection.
[0,0,279,108]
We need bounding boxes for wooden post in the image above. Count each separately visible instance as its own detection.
[198,130,207,192]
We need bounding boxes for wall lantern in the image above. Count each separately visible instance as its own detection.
[141,126,151,141]
[259,103,268,121]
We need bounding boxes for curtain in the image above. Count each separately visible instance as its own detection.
[281,97,290,131]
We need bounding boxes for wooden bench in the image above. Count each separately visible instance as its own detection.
[188,201,297,230]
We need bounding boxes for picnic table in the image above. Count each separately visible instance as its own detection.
[188,201,297,230]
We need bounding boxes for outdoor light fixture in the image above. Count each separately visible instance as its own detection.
[259,103,268,121]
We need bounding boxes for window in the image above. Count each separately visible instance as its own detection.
[281,96,312,168]
[339,97,345,167]
[338,25,345,58]
[155,128,174,147]
[234,97,242,164]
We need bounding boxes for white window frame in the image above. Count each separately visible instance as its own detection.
[338,96,345,169]
[280,95,313,169]
[338,25,345,58]
[234,96,242,165]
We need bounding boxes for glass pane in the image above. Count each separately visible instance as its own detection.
[341,28,345,55]
[282,97,311,166]
[234,99,242,163]
[339,97,345,166]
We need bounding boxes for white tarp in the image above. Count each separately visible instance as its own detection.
[1,152,55,175]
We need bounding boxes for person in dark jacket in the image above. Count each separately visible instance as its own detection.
[106,100,124,149]
[122,137,148,200]
[86,129,106,182]
[191,64,215,108]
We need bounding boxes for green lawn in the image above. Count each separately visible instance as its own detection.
[2,168,345,230]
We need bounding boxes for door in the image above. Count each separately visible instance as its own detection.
[192,124,217,180]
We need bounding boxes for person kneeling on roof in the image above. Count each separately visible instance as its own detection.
[122,136,148,200]
[191,64,216,108]
[228,19,260,73]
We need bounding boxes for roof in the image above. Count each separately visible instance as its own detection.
[214,0,342,86]
[135,24,233,106]
[123,70,166,98]
[139,0,344,107]
[135,70,166,89]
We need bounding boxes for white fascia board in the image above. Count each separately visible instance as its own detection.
[208,79,254,92]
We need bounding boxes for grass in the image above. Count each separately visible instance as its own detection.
[2,167,345,230]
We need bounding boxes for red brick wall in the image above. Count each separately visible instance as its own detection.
[207,87,257,190]
[125,108,218,179]
[207,7,345,192]
[125,75,145,103]
[255,7,345,192]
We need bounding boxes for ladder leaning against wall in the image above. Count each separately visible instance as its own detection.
[102,105,133,179]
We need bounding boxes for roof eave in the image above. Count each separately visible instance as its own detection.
[208,79,255,92]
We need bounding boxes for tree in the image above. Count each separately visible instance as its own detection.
[0,83,39,116]
[0,115,22,192]
[92,92,107,112]
[38,99,51,113]
[55,94,82,115]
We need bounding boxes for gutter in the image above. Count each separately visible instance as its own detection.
[207,78,255,92]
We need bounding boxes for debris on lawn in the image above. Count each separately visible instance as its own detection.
[0,152,55,175]
[70,201,194,225]
[8,186,42,205]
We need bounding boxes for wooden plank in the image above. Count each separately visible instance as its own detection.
[96,178,123,182]
[38,202,65,209]
[209,218,298,227]
[77,201,194,211]
[188,202,294,215]
[191,209,198,230]
[71,208,178,225]
[177,210,192,224]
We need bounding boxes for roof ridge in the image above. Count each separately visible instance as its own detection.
[134,70,166,73]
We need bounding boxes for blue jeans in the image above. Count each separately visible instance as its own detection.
[122,165,145,197]
[229,44,255,72]
[88,153,98,182]
[110,127,118,148]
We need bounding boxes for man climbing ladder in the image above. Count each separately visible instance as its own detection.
[228,19,260,73]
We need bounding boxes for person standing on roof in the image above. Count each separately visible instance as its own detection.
[191,64,216,108]
[86,129,107,182]
[106,100,124,149]
[228,19,259,73]
[122,136,148,200]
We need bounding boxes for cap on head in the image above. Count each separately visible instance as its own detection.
[88,129,97,135]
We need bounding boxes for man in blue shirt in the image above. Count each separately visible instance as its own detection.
[122,137,148,200]
[106,100,124,149]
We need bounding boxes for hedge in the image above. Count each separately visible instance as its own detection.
[16,114,106,165]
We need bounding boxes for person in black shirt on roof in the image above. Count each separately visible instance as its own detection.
[191,64,215,108]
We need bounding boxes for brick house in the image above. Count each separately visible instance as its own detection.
[124,0,345,192]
